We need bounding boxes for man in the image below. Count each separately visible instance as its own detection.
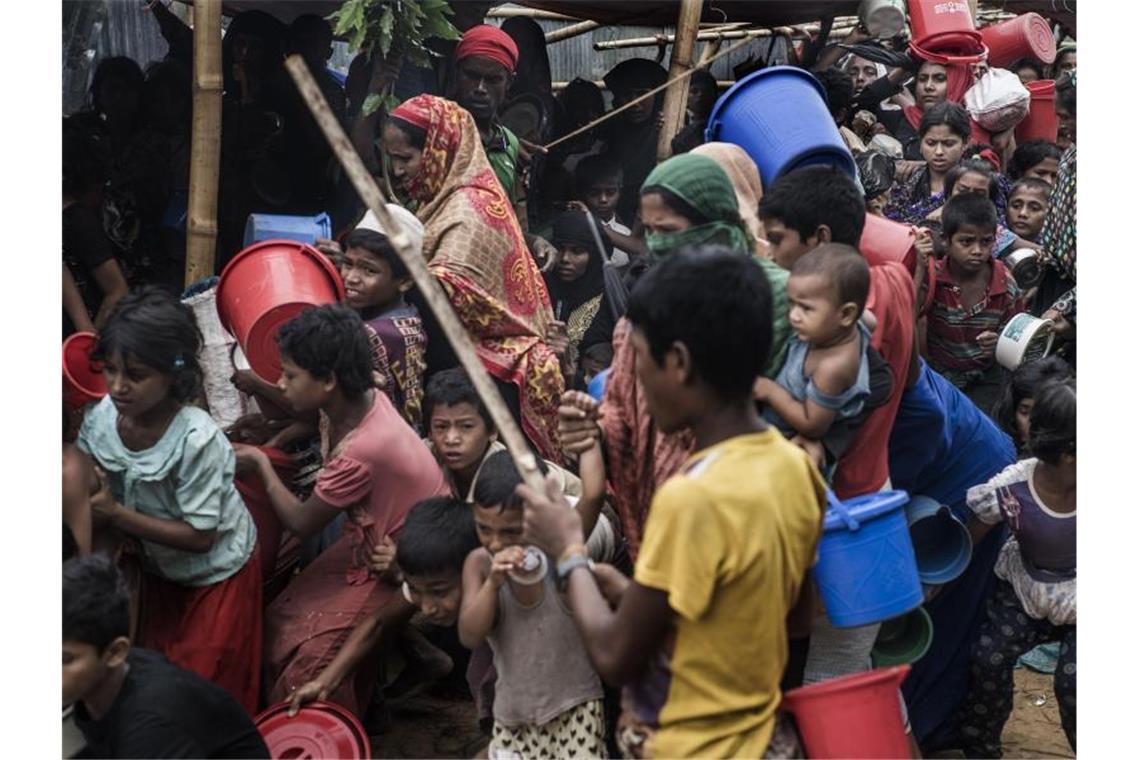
[451,23,554,261]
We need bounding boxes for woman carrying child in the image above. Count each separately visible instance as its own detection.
[77,288,262,712]
[234,305,449,715]
[956,378,1076,755]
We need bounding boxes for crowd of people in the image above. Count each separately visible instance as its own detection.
[63,4,1076,759]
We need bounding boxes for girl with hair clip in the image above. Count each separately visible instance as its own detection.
[957,377,1077,756]
[77,287,262,712]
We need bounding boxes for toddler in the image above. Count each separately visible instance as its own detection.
[459,451,606,759]
[957,378,1076,756]
[753,244,873,462]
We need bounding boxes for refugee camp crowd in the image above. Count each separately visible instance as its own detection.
[62,3,1076,758]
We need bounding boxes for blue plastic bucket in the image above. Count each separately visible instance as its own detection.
[587,367,611,401]
[905,495,973,585]
[243,212,332,248]
[705,66,857,188]
[815,490,924,628]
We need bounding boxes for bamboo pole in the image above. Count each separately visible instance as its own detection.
[487,7,577,21]
[545,19,601,43]
[553,80,736,90]
[544,33,757,152]
[185,0,222,286]
[657,0,704,161]
[282,55,545,491]
[595,24,828,50]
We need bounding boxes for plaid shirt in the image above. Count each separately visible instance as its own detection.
[927,258,1023,386]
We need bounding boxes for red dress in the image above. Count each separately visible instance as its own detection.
[832,262,917,499]
[263,392,449,714]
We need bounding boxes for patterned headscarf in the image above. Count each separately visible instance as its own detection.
[387,95,564,461]
[640,153,752,261]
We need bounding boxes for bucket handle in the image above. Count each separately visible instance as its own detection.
[826,491,861,532]
[907,41,989,66]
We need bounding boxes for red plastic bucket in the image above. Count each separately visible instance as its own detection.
[979,13,1057,68]
[908,0,976,44]
[783,665,911,758]
[860,213,917,271]
[1014,79,1058,143]
[63,332,108,410]
[255,700,371,759]
[216,239,345,383]
[908,31,988,65]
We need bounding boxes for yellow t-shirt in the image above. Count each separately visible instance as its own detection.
[630,429,826,758]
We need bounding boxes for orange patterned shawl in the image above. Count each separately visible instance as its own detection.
[390,95,563,460]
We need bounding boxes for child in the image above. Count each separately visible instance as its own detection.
[519,249,826,758]
[460,452,607,759]
[284,496,479,712]
[1003,177,1052,247]
[925,193,1024,413]
[424,368,619,562]
[1008,140,1063,185]
[957,378,1076,755]
[64,556,269,758]
[574,154,635,265]
[77,288,262,712]
[234,304,449,715]
[753,244,873,465]
[579,342,613,389]
[342,210,428,429]
[991,356,1073,454]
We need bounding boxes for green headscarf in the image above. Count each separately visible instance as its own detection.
[639,153,790,378]
[640,154,752,261]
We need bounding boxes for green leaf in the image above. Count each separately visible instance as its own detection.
[377,5,395,58]
[362,93,384,116]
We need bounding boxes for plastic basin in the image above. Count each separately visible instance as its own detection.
[980,13,1057,68]
[255,700,371,759]
[705,66,856,188]
[243,212,333,248]
[906,495,972,584]
[63,332,107,411]
[216,240,346,383]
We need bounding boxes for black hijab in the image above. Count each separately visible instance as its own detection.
[545,209,611,318]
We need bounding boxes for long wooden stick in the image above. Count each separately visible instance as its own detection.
[185,0,222,286]
[543,33,756,152]
[283,55,544,491]
[545,19,601,43]
[657,0,704,161]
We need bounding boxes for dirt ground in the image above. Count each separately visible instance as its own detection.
[369,668,1072,759]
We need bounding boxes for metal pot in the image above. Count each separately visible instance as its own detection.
[1005,247,1044,289]
[860,0,907,39]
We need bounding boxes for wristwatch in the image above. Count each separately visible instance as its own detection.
[556,552,594,592]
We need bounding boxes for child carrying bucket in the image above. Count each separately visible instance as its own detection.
[956,377,1076,755]
[753,244,874,475]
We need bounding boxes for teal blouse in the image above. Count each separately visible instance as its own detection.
[77,397,256,587]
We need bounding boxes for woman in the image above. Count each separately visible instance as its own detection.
[888,358,1018,752]
[885,102,970,226]
[382,94,564,461]
[599,58,668,224]
[690,142,769,256]
[591,153,791,556]
[545,209,618,383]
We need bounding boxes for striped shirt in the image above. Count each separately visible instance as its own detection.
[927,258,1023,386]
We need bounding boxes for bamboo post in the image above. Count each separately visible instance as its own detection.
[545,19,601,43]
[594,24,829,51]
[283,55,545,491]
[185,0,222,286]
[657,0,704,161]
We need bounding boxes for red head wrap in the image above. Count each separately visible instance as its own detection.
[455,24,518,74]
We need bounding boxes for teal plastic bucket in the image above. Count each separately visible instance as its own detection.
[815,490,924,628]
[704,66,857,188]
[872,606,934,667]
[244,212,332,248]
[905,495,973,585]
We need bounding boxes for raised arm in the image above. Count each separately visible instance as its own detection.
[232,444,343,538]
[457,546,522,650]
